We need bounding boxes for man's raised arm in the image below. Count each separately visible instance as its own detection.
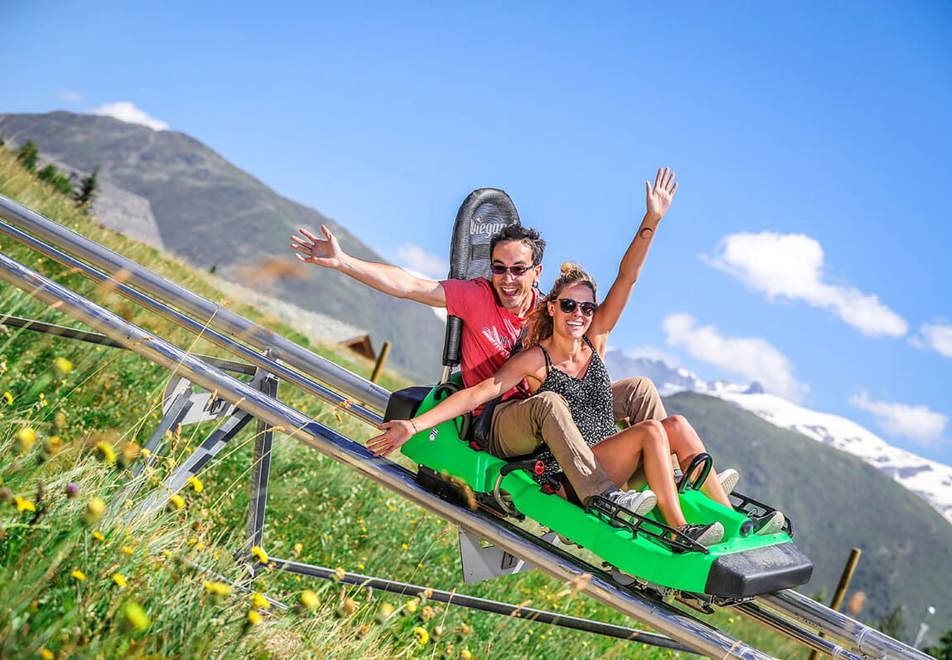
[291,225,447,307]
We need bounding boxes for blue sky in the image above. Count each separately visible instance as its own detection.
[2,1,951,465]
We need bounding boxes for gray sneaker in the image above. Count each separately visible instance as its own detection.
[604,488,657,516]
[678,521,725,548]
[751,510,786,535]
[718,468,740,496]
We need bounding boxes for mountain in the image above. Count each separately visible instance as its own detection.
[0,111,445,382]
[605,350,952,526]
[665,392,952,640]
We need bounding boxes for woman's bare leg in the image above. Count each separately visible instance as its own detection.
[661,415,732,508]
[592,420,687,528]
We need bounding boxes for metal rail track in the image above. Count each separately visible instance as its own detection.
[0,193,932,658]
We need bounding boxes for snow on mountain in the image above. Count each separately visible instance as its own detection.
[604,350,952,524]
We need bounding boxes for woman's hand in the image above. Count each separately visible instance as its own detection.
[291,225,344,269]
[645,167,678,223]
[367,419,417,457]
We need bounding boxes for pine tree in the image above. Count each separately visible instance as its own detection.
[37,163,76,197]
[74,167,99,210]
[16,141,38,172]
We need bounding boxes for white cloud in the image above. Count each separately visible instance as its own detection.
[910,322,952,358]
[393,243,448,280]
[94,102,168,131]
[850,391,948,445]
[59,90,82,103]
[663,312,806,402]
[704,232,907,338]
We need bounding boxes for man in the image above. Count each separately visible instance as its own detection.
[291,169,692,510]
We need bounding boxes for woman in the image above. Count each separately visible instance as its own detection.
[369,262,727,547]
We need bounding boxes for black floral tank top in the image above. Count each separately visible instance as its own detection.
[531,335,615,483]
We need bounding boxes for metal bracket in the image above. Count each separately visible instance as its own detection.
[120,364,277,522]
[458,528,558,583]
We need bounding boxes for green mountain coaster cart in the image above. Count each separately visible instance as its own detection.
[384,188,812,603]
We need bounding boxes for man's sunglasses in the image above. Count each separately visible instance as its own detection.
[490,264,534,276]
[558,298,597,316]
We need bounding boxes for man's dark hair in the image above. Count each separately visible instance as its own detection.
[490,225,546,266]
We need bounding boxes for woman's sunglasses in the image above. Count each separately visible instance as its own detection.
[558,298,597,316]
[490,264,533,276]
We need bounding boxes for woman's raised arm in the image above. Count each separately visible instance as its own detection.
[589,167,678,349]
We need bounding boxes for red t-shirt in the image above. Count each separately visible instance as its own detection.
[441,278,536,405]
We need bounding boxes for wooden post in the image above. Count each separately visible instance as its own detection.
[370,340,392,383]
[808,547,862,660]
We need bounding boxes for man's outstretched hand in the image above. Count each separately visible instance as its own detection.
[366,420,416,457]
[645,167,678,223]
[291,225,343,269]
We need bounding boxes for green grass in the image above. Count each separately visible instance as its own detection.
[0,144,810,658]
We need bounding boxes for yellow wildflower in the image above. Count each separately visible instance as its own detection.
[2,391,13,405]
[39,648,54,660]
[86,497,106,524]
[333,566,346,581]
[53,411,66,428]
[292,542,303,557]
[168,494,185,510]
[341,597,358,616]
[376,602,395,623]
[122,545,134,555]
[412,626,429,646]
[94,441,116,464]
[71,569,87,581]
[113,573,128,588]
[251,546,269,564]
[186,476,203,493]
[250,593,271,610]
[140,448,151,458]
[246,610,263,626]
[16,428,36,452]
[401,543,409,551]
[299,590,319,611]
[14,496,36,513]
[459,649,472,659]
[45,436,63,455]
[405,597,419,614]
[203,580,232,596]
[53,357,74,375]
[92,530,105,542]
[122,602,150,631]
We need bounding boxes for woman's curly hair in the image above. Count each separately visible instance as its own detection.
[523,263,597,348]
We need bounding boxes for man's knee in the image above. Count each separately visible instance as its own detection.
[613,376,666,424]
[619,376,657,397]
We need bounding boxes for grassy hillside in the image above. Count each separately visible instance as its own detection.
[0,135,812,659]
[666,392,952,640]
[0,143,898,657]
[0,111,446,383]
